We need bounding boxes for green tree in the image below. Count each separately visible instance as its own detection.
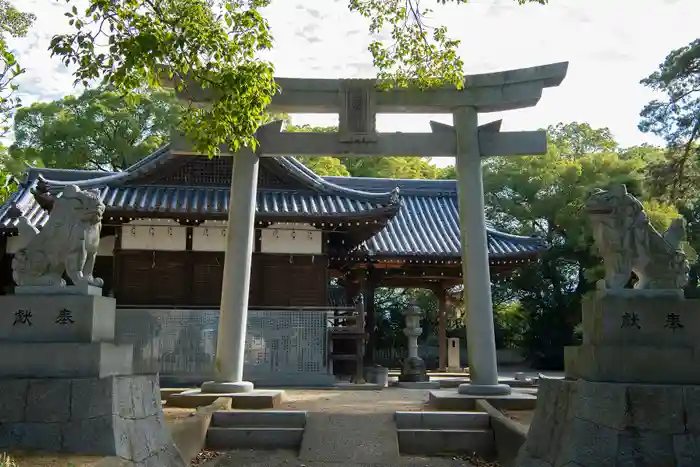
[50,0,549,157]
[9,87,182,171]
[0,1,35,135]
[473,122,681,368]
[639,39,700,202]
[285,122,441,179]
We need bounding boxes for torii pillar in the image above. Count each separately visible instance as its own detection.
[452,107,510,395]
[164,61,568,396]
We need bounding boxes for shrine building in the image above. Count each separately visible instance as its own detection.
[0,145,545,384]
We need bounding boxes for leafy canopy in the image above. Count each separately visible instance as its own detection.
[50,0,277,158]
[9,87,182,172]
[0,0,35,136]
[639,38,700,202]
[50,0,548,157]
[349,0,547,89]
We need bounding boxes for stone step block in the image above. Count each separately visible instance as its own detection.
[396,428,495,457]
[0,294,116,343]
[211,410,307,428]
[0,342,132,378]
[394,411,490,430]
[205,427,304,451]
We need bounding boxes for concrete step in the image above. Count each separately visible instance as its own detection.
[394,411,490,430]
[397,428,495,457]
[206,427,304,451]
[211,410,307,428]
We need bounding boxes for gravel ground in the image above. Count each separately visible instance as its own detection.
[207,449,484,467]
[278,388,431,413]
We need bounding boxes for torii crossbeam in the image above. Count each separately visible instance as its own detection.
[166,61,569,396]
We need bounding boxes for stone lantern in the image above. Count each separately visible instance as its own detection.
[398,302,429,383]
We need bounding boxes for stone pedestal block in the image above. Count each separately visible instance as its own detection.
[515,378,700,467]
[565,294,700,385]
[565,343,700,385]
[581,292,700,347]
[0,342,133,378]
[0,294,116,342]
[0,374,186,466]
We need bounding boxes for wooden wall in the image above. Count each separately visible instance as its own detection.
[114,251,329,308]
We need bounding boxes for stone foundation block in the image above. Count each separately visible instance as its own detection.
[565,343,700,385]
[0,342,133,378]
[515,378,700,467]
[0,374,182,463]
[0,294,116,343]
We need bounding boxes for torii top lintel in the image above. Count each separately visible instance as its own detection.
[165,61,568,114]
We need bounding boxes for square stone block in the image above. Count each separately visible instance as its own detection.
[0,342,133,378]
[0,380,29,423]
[0,294,116,343]
[25,379,72,423]
[581,293,700,347]
[0,422,63,452]
[428,388,537,411]
[565,344,700,385]
[569,380,627,430]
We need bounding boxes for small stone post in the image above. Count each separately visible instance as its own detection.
[398,303,428,383]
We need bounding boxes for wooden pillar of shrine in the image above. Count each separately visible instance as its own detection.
[112,227,122,300]
[363,267,378,365]
[436,285,449,371]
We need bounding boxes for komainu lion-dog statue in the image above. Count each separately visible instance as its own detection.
[585,184,688,290]
[12,184,105,289]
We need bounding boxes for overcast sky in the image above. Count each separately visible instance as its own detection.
[7,0,699,166]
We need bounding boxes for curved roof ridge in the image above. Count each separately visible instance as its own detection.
[323,175,458,196]
[30,145,174,188]
[27,144,401,205]
[485,226,546,245]
[266,155,402,204]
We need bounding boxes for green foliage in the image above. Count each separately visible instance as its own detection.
[639,39,700,202]
[0,1,35,136]
[48,0,553,153]
[493,301,526,350]
[50,0,277,158]
[284,122,442,178]
[469,122,683,368]
[347,0,547,90]
[0,169,13,205]
[9,87,182,171]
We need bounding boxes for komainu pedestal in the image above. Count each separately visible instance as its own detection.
[516,294,700,466]
[0,293,186,466]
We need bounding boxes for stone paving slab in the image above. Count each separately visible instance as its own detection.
[299,413,400,463]
[204,449,478,466]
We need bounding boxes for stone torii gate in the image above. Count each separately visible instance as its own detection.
[169,61,568,396]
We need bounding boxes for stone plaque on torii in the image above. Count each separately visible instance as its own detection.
[168,62,569,396]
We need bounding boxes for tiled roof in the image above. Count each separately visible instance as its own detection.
[324,177,546,259]
[0,184,393,229]
[0,147,547,260]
